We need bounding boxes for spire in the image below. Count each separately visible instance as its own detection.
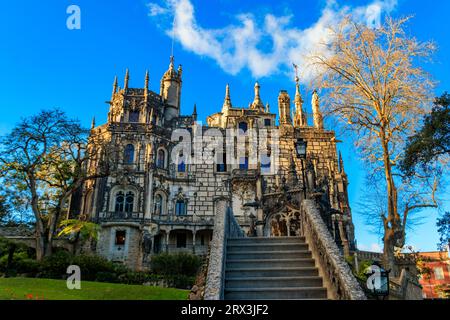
[312,89,324,129]
[339,151,345,174]
[192,104,197,121]
[91,117,96,130]
[223,84,232,110]
[112,76,118,97]
[124,69,129,91]
[251,82,264,111]
[294,81,307,127]
[266,103,270,113]
[145,70,149,91]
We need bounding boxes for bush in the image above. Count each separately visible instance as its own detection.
[151,252,202,277]
[72,254,117,281]
[39,251,73,279]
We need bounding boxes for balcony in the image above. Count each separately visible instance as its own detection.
[152,214,214,226]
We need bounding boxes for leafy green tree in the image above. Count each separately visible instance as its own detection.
[0,109,113,260]
[401,93,450,176]
[436,212,450,251]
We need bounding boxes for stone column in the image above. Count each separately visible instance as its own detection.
[165,232,170,253]
[192,231,196,254]
[256,176,264,237]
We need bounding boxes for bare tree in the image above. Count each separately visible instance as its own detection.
[310,16,439,270]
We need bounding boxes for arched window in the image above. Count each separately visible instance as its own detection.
[157,149,166,168]
[124,144,135,164]
[238,122,248,133]
[125,192,134,213]
[115,192,125,212]
[178,160,186,172]
[154,194,163,215]
[175,200,187,216]
[129,111,139,123]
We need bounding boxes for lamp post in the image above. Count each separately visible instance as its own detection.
[294,138,308,200]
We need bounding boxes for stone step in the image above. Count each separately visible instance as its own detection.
[227,237,306,244]
[225,267,319,278]
[227,250,312,260]
[226,243,308,252]
[225,276,323,289]
[226,258,316,269]
[224,287,328,300]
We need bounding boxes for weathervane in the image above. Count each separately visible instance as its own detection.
[293,63,300,84]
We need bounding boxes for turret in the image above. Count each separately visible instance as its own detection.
[144,70,149,94]
[250,82,264,112]
[278,90,292,125]
[312,90,324,129]
[160,56,182,122]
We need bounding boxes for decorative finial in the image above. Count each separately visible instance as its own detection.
[112,76,118,96]
[124,69,129,90]
[91,117,96,130]
[251,81,264,111]
[312,89,324,129]
[145,70,149,90]
[266,103,270,113]
[339,151,345,174]
[223,84,232,109]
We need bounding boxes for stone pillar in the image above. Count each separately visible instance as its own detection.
[165,232,170,253]
[256,176,264,237]
[192,231,196,254]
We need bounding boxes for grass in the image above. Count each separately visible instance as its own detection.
[0,277,189,300]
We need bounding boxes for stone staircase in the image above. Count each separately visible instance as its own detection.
[224,236,328,300]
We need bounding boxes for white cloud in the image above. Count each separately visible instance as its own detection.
[147,0,397,82]
[147,3,169,17]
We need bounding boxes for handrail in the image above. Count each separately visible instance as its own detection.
[301,199,366,300]
[204,199,245,300]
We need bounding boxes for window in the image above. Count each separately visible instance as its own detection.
[216,153,227,172]
[264,119,271,126]
[239,157,249,170]
[125,192,134,213]
[177,159,186,172]
[154,194,163,215]
[129,111,140,123]
[201,235,205,246]
[238,122,248,133]
[434,267,444,280]
[124,144,135,164]
[157,149,166,168]
[176,233,187,248]
[261,155,271,173]
[115,230,126,245]
[175,200,187,216]
[115,192,125,212]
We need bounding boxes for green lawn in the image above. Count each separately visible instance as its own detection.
[0,277,189,300]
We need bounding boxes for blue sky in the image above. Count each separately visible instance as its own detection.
[1,0,449,252]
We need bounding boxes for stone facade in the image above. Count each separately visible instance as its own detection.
[76,57,356,270]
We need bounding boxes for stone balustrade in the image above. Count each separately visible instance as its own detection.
[204,198,245,300]
[301,199,366,300]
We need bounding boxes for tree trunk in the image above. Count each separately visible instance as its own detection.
[29,176,46,261]
[380,129,400,271]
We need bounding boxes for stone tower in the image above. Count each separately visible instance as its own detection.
[160,56,182,122]
[278,90,292,125]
